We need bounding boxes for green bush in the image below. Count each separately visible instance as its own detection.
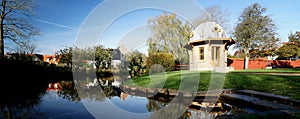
[128,50,146,78]
[146,52,175,73]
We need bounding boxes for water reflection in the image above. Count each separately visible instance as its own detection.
[0,96,46,119]
[76,78,237,119]
[0,76,49,119]
[0,78,92,119]
[0,77,248,119]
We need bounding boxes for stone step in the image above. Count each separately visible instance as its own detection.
[221,93,300,116]
[234,90,300,108]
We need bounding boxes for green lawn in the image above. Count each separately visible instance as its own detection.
[123,70,300,99]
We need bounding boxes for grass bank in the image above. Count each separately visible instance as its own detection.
[124,70,300,99]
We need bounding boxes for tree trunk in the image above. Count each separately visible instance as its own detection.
[0,0,5,60]
[244,49,250,70]
[244,56,249,70]
[0,18,4,60]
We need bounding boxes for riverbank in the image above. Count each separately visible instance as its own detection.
[118,84,300,118]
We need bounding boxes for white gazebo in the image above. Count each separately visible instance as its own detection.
[187,22,235,72]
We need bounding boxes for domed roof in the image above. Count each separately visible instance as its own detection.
[190,22,226,41]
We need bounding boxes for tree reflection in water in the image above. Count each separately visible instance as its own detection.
[0,75,237,119]
[0,78,49,119]
[76,77,231,119]
[55,81,81,102]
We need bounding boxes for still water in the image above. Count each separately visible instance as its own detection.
[0,79,245,119]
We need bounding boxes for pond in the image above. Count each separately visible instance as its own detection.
[0,78,265,119]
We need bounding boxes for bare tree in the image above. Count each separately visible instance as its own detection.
[19,40,39,54]
[193,5,230,31]
[0,0,40,60]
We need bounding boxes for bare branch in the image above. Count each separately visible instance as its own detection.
[0,0,40,59]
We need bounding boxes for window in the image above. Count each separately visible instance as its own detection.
[199,47,204,60]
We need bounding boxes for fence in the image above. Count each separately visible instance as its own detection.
[174,64,189,70]
[227,58,300,70]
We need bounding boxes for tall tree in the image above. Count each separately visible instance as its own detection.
[193,5,230,31]
[233,3,278,69]
[0,0,40,60]
[147,12,192,64]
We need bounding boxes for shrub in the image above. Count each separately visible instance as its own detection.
[146,52,175,73]
[127,50,146,78]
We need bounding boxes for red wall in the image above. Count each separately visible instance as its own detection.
[227,58,300,70]
[227,58,244,70]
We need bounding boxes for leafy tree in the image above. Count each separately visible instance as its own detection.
[289,31,300,47]
[277,31,300,59]
[95,46,112,70]
[147,12,192,64]
[233,3,278,69]
[127,50,146,78]
[250,36,280,58]
[56,46,72,67]
[75,47,94,60]
[56,46,114,69]
[277,42,299,59]
[287,31,300,57]
[0,0,40,60]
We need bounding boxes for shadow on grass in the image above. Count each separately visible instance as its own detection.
[225,73,300,99]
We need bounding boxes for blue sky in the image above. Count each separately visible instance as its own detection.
[26,0,300,55]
